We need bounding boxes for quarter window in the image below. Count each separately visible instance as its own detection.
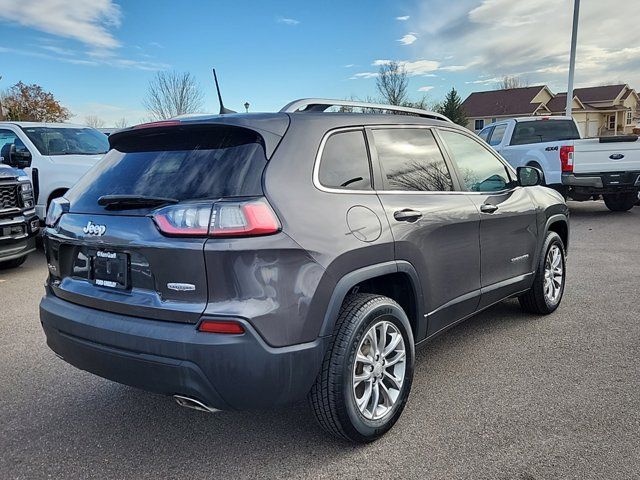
[318,130,372,190]
[373,128,453,192]
[439,130,512,193]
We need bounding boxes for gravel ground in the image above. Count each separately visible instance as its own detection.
[1,201,638,480]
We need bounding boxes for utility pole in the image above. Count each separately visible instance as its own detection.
[566,0,580,117]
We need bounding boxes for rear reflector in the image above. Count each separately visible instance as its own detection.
[198,320,245,334]
[560,145,574,172]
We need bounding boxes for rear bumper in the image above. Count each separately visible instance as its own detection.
[562,172,640,194]
[40,291,327,410]
[0,213,39,262]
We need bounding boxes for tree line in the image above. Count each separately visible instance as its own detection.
[0,66,521,127]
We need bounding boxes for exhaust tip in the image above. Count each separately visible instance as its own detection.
[174,395,220,413]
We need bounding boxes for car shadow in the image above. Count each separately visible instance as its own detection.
[12,298,542,479]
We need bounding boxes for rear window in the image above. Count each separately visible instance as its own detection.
[66,125,267,210]
[511,120,580,146]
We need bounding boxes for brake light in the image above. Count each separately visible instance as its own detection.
[133,120,181,129]
[152,198,280,237]
[198,320,245,334]
[560,145,574,172]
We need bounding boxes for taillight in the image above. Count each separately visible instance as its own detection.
[198,320,245,334]
[560,145,574,172]
[152,198,280,237]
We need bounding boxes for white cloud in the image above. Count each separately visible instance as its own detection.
[373,59,440,76]
[396,15,410,21]
[277,16,300,26]
[418,86,434,92]
[350,72,379,80]
[398,34,417,45]
[0,0,121,49]
[414,0,640,89]
[439,65,468,72]
[344,64,355,68]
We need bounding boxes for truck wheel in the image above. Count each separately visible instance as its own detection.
[0,255,27,270]
[309,293,415,443]
[603,192,637,212]
[519,231,566,314]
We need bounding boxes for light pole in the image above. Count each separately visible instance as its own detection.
[566,0,580,117]
[244,102,250,113]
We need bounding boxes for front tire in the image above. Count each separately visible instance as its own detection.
[519,232,566,314]
[309,293,415,443]
[603,192,637,212]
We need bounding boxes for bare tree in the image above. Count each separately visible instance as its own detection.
[84,115,105,128]
[497,75,529,90]
[114,117,128,128]
[376,61,408,106]
[143,71,204,120]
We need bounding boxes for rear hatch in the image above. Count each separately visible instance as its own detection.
[45,123,272,323]
[573,137,640,174]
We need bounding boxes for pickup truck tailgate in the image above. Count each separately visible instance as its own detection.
[573,138,640,173]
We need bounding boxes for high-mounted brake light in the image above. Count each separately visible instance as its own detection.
[152,198,280,238]
[560,145,574,172]
[133,120,181,129]
[198,320,245,334]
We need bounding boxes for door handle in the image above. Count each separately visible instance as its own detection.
[394,209,422,222]
[480,204,499,214]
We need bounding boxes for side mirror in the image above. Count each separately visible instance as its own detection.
[8,144,32,169]
[517,166,543,187]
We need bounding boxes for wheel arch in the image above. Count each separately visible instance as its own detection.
[545,214,569,253]
[319,261,424,341]
[47,187,69,209]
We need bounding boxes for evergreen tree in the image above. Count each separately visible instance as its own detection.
[437,87,467,126]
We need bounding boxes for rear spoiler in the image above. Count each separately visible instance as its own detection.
[599,135,638,143]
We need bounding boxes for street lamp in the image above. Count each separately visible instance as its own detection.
[244,102,250,113]
[566,0,580,117]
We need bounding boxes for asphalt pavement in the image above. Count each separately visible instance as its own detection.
[1,201,638,479]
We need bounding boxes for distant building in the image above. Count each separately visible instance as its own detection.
[462,84,639,137]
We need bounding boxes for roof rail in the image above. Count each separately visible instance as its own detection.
[280,98,452,123]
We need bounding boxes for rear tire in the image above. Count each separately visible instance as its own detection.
[519,232,566,314]
[603,192,637,212]
[0,255,27,270]
[309,293,414,443]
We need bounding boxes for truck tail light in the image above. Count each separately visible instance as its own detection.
[560,145,574,172]
[152,198,280,238]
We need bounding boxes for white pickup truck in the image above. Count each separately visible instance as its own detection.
[0,122,109,220]
[480,117,640,211]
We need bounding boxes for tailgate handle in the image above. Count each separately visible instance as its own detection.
[393,209,422,222]
[480,204,499,214]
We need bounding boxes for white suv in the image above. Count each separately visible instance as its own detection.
[0,122,108,220]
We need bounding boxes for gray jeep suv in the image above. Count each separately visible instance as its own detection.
[40,99,569,443]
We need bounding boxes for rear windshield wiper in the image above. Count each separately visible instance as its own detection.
[98,195,179,210]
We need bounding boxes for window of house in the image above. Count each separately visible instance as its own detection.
[373,128,454,192]
[627,110,633,125]
[439,129,512,193]
[608,115,616,130]
[474,119,485,131]
[318,130,372,190]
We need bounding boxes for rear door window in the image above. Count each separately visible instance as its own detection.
[318,130,372,190]
[66,125,267,212]
[488,124,507,146]
[372,128,454,191]
[510,120,580,145]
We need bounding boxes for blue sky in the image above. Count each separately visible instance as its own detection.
[1,0,638,126]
